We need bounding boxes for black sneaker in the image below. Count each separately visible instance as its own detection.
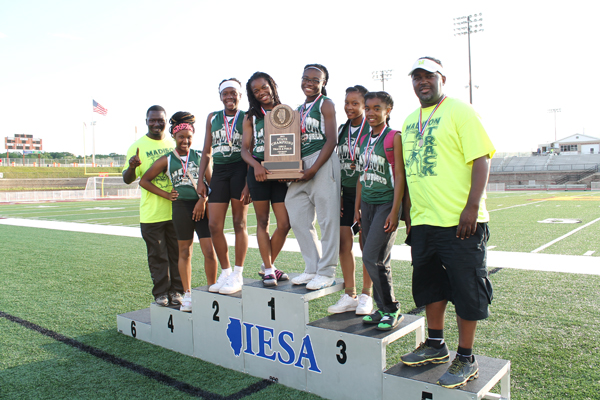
[362,309,384,325]
[437,355,479,389]
[376,310,403,331]
[401,341,450,367]
[169,291,183,306]
[154,294,169,307]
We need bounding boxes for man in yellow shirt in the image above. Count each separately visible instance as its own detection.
[123,105,182,307]
[399,57,495,389]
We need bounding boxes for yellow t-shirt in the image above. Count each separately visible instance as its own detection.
[124,135,175,223]
[401,97,495,227]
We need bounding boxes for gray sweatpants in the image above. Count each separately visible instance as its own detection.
[361,200,400,313]
[285,150,341,277]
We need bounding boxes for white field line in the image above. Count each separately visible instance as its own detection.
[489,199,549,212]
[531,217,600,253]
[1,217,599,275]
[0,209,139,218]
[584,251,596,256]
[71,214,139,222]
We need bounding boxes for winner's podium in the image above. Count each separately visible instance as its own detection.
[117,275,510,400]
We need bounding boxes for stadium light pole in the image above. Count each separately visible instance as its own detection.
[372,70,392,90]
[548,108,561,142]
[453,13,484,104]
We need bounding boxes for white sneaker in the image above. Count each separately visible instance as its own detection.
[306,275,336,290]
[292,272,316,285]
[219,272,243,294]
[327,294,358,314]
[180,292,192,312]
[209,270,231,293]
[356,294,374,315]
[258,263,266,276]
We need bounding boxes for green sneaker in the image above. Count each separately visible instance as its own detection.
[400,341,450,366]
[362,310,384,324]
[437,355,479,389]
[376,310,403,331]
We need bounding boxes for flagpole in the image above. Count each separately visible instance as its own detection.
[83,122,87,174]
[92,120,96,167]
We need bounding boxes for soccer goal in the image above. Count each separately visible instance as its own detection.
[84,176,140,199]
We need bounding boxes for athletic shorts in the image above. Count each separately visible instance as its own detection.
[247,164,288,203]
[209,160,247,203]
[340,185,357,227]
[409,223,492,321]
[172,200,211,241]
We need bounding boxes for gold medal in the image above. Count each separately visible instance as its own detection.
[228,140,232,147]
[350,162,356,170]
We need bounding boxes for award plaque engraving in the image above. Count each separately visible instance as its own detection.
[262,104,303,180]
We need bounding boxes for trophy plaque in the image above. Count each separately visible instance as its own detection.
[262,104,303,180]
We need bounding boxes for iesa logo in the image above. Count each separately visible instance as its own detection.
[226,317,322,373]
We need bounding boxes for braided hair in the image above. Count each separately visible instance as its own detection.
[346,85,368,97]
[303,63,329,96]
[246,72,281,120]
[169,111,195,135]
[364,91,394,126]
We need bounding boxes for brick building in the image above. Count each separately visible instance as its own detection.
[5,134,43,152]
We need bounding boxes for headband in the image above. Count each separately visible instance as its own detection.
[408,58,445,77]
[219,80,242,94]
[305,66,324,74]
[172,123,194,134]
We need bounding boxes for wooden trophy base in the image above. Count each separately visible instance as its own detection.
[262,160,303,180]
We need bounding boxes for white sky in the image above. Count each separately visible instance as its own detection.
[1,0,598,156]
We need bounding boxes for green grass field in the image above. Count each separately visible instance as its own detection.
[0,166,122,179]
[1,191,599,399]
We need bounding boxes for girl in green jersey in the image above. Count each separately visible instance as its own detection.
[241,72,291,287]
[198,79,250,295]
[140,112,217,312]
[328,85,374,315]
[287,63,341,290]
[355,92,406,331]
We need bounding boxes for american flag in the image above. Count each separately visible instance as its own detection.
[93,100,108,116]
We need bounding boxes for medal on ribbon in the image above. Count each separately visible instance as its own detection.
[180,152,191,184]
[300,94,322,134]
[348,118,365,171]
[223,110,241,147]
[417,96,446,147]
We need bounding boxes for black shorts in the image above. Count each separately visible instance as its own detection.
[209,160,247,203]
[247,164,288,203]
[172,200,211,240]
[340,185,356,227]
[409,223,492,321]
